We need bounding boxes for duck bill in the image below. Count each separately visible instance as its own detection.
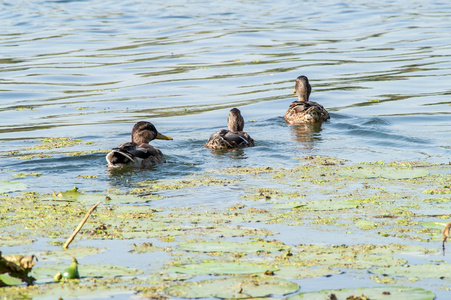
[156,132,173,140]
[293,90,296,93]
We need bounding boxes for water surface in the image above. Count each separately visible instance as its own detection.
[1,0,451,297]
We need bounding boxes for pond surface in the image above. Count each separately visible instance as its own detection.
[1,0,450,193]
[1,0,451,299]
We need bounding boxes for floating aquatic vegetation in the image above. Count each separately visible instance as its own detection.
[167,261,279,275]
[217,166,278,175]
[39,247,105,259]
[276,265,341,279]
[7,137,95,160]
[1,157,450,298]
[15,153,51,160]
[422,188,451,195]
[77,175,99,179]
[12,172,41,179]
[129,242,164,254]
[0,236,35,247]
[165,275,299,298]
[371,262,451,280]
[0,180,28,194]
[25,137,83,151]
[338,166,429,179]
[66,149,109,156]
[295,155,348,165]
[288,286,434,300]
[178,240,290,253]
[135,175,240,192]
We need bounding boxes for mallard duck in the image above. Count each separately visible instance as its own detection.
[204,108,255,150]
[284,75,330,124]
[106,121,172,168]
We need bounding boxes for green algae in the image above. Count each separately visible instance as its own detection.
[288,286,434,300]
[12,172,41,179]
[276,266,341,279]
[135,175,240,192]
[272,198,361,211]
[25,137,83,151]
[34,263,142,282]
[165,275,299,298]
[240,188,302,201]
[1,157,451,298]
[178,240,290,253]
[130,242,163,254]
[66,149,109,156]
[167,261,279,275]
[7,137,98,160]
[0,180,28,194]
[0,236,35,247]
[338,166,429,179]
[38,247,105,259]
[371,262,451,279]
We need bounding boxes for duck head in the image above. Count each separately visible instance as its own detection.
[227,108,245,132]
[293,75,312,102]
[131,121,172,144]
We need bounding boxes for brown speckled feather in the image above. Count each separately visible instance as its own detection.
[204,108,255,150]
[284,75,330,124]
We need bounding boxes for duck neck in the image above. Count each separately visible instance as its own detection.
[297,92,309,102]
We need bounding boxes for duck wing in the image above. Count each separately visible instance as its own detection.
[223,130,254,147]
[128,143,165,161]
[286,100,330,123]
[106,142,166,167]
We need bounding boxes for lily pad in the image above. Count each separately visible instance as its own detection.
[0,236,35,247]
[276,266,341,279]
[0,180,28,194]
[167,261,279,275]
[0,274,23,286]
[304,199,360,211]
[272,202,307,209]
[288,286,434,300]
[38,247,105,260]
[355,220,378,229]
[178,240,290,253]
[290,252,405,269]
[40,190,149,205]
[33,282,132,299]
[371,263,451,279]
[165,275,299,298]
[273,199,359,211]
[420,221,448,230]
[33,263,142,282]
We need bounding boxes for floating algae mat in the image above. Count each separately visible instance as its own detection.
[165,275,299,298]
[1,157,451,298]
[0,180,28,194]
[288,286,435,300]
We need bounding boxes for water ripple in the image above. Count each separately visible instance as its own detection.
[1,0,450,191]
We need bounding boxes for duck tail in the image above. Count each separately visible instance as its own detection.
[106,150,134,167]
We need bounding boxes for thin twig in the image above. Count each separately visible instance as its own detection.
[63,201,101,249]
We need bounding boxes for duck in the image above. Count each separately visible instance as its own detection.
[284,75,330,124]
[106,121,172,168]
[204,108,255,150]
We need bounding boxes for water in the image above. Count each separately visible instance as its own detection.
[1,0,451,297]
[1,0,450,193]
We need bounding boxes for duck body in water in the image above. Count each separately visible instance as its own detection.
[106,121,172,168]
[204,108,254,150]
[284,75,330,124]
